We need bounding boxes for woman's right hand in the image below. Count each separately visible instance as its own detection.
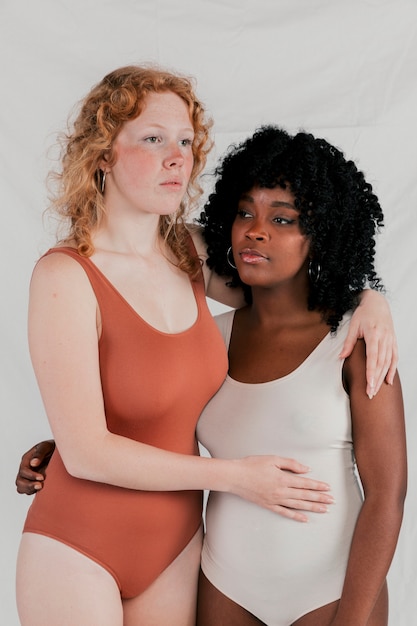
[15,440,56,495]
[232,455,334,522]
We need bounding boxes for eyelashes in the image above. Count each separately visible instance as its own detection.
[236,209,296,225]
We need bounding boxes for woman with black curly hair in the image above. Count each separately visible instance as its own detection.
[196,126,407,626]
[14,71,399,623]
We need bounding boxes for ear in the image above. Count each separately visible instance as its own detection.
[99,150,111,172]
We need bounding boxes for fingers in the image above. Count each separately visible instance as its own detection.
[29,440,56,467]
[284,488,334,507]
[385,340,399,386]
[15,467,45,495]
[269,489,335,522]
[275,456,311,474]
[365,334,397,398]
[271,469,335,519]
[385,364,397,387]
[338,290,399,397]
[286,475,331,493]
[270,498,332,523]
[364,336,379,399]
[15,440,55,495]
[341,326,397,399]
[273,458,331,493]
[273,506,310,523]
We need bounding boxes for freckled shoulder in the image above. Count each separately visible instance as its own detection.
[30,251,97,306]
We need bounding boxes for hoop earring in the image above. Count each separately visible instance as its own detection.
[101,171,106,194]
[308,259,321,284]
[227,246,237,269]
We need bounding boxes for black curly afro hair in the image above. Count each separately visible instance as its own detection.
[198,125,384,331]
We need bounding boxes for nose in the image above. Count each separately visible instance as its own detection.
[163,143,185,169]
[245,219,269,241]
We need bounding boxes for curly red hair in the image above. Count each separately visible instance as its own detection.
[49,64,213,276]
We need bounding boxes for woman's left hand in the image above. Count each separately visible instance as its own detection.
[339,290,398,399]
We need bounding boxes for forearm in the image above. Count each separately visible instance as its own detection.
[57,432,333,518]
[333,495,404,625]
[62,430,239,493]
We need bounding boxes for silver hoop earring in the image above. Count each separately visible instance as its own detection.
[227,246,237,269]
[101,171,106,194]
[308,259,321,284]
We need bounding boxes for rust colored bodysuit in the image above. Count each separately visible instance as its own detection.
[23,245,228,598]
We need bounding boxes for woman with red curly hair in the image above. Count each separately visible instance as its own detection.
[15,66,397,625]
[15,65,332,626]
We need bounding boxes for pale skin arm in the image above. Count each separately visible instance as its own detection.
[188,224,245,309]
[189,225,398,397]
[330,340,407,626]
[26,252,332,521]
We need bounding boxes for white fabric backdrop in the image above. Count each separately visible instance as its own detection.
[1,1,416,623]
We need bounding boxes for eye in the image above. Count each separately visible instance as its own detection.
[273,216,296,225]
[236,209,253,219]
[180,138,193,147]
[144,136,160,143]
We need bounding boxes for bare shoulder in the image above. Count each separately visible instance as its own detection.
[343,336,403,409]
[30,250,95,304]
[33,249,86,279]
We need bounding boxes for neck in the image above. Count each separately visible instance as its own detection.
[92,210,166,257]
[247,282,318,329]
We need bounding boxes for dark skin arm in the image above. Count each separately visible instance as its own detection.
[329,339,407,625]
[15,440,55,494]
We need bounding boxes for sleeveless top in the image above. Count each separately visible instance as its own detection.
[24,244,228,598]
[197,310,363,624]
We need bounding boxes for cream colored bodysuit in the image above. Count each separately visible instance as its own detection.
[197,310,363,625]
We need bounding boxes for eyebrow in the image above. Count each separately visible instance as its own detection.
[240,193,296,210]
[141,122,194,134]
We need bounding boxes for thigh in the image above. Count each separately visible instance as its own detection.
[292,581,388,626]
[291,600,339,626]
[196,570,266,626]
[16,532,123,626]
[123,524,203,626]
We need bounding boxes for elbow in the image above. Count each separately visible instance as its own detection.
[61,455,95,481]
[57,431,113,482]
[58,446,103,482]
[364,476,407,519]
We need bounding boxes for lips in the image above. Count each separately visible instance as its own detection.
[160,179,182,188]
[238,248,269,264]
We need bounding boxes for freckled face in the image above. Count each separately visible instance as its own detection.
[231,185,310,289]
[104,91,195,217]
